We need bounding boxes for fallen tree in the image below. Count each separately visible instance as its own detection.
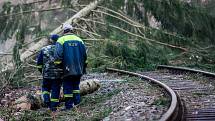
[20,0,103,62]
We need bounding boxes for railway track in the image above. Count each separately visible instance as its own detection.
[107,65,215,121]
[156,65,215,121]
[107,68,184,121]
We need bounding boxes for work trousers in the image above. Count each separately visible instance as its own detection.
[63,75,81,109]
[42,78,62,111]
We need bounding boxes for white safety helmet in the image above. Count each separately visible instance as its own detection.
[62,24,74,31]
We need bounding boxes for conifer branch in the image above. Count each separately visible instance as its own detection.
[95,7,188,41]
[80,18,188,51]
[0,7,77,18]
[0,53,13,55]
[22,0,48,5]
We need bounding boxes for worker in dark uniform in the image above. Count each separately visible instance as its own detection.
[36,34,63,111]
[54,24,87,110]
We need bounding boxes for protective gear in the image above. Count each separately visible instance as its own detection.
[50,34,60,42]
[42,78,62,111]
[37,45,63,79]
[36,44,63,111]
[54,33,86,110]
[62,24,73,31]
[63,76,81,109]
[55,34,87,77]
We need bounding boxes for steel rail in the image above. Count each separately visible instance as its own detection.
[157,65,215,120]
[106,68,184,121]
[158,65,215,77]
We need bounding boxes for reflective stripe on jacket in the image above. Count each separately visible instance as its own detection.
[54,34,87,77]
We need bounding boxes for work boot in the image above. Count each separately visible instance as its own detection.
[44,101,50,108]
[64,97,73,110]
[73,93,81,105]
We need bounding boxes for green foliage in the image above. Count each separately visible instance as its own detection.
[80,89,121,106]
[11,41,24,87]
[13,110,51,121]
[0,104,51,120]
[0,2,34,41]
[10,22,29,88]
[104,41,143,69]
[57,107,112,121]
[152,97,170,107]
[86,0,179,71]
[61,0,71,7]
[144,0,215,44]
[104,0,145,22]
[0,108,14,121]
[0,2,12,41]
[88,37,168,71]
[91,0,215,72]
[88,108,112,121]
[12,43,21,67]
[57,90,118,121]
[105,0,124,10]
[0,107,50,121]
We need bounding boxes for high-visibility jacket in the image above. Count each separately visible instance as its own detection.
[54,34,87,77]
[36,45,63,79]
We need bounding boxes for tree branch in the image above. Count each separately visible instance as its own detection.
[97,6,188,41]
[0,7,77,18]
[0,53,13,55]
[80,18,188,51]
[22,0,48,5]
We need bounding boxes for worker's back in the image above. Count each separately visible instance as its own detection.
[42,45,63,79]
[56,34,87,77]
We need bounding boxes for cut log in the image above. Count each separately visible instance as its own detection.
[80,79,101,95]
[12,79,101,110]
[13,96,33,110]
[13,94,41,110]
[20,0,103,62]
